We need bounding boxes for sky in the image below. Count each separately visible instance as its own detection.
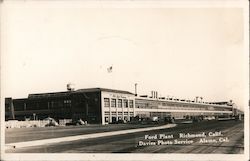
[1,2,248,111]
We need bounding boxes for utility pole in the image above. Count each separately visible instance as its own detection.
[135,83,138,96]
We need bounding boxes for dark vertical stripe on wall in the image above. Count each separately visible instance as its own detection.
[99,91,102,124]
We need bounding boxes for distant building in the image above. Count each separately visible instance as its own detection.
[5,87,235,124]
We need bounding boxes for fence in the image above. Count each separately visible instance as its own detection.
[5,120,51,128]
[6,119,72,128]
[59,119,72,126]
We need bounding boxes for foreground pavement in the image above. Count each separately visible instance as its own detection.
[6,120,244,153]
[5,123,159,143]
[6,124,176,150]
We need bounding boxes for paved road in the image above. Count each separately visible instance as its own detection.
[6,120,244,153]
[6,123,158,143]
[6,124,176,149]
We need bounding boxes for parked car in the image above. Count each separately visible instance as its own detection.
[203,116,215,121]
[44,117,59,127]
[65,119,86,126]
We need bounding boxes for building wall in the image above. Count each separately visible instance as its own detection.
[101,91,135,125]
[5,91,102,124]
[72,91,102,124]
[5,97,15,120]
[5,88,234,124]
[134,98,233,119]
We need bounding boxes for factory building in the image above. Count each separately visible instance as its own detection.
[135,97,233,120]
[5,88,135,124]
[5,87,234,124]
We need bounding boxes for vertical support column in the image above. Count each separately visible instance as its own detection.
[116,99,118,121]
[85,102,89,120]
[109,98,112,123]
[10,100,15,120]
[133,98,136,117]
[101,92,105,125]
[122,99,124,120]
[24,102,27,110]
[128,99,130,121]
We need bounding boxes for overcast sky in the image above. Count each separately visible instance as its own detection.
[1,2,248,111]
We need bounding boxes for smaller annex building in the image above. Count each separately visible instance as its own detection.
[5,87,235,124]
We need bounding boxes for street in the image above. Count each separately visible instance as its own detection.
[6,120,244,153]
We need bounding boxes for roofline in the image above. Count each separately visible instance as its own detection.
[76,88,134,95]
[24,87,134,98]
[135,96,233,108]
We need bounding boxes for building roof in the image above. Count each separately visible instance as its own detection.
[28,91,72,99]
[135,96,233,108]
[75,88,134,95]
[28,87,134,99]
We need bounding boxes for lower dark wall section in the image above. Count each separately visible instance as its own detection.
[5,91,102,124]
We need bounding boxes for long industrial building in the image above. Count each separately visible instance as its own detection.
[5,87,235,124]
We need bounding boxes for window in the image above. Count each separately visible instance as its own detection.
[63,100,71,107]
[118,99,122,108]
[111,99,116,107]
[124,116,128,121]
[63,100,71,104]
[104,98,110,107]
[124,99,128,108]
[129,100,134,108]
[105,117,109,122]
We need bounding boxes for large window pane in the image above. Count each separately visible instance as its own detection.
[111,99,116,107]
[104,98,110,107]
[129,100,133,108]
[124,99,128,108]
[118,99,122,108]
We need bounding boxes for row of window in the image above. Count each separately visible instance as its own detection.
[48,100,72,109]
[105,116,133,122]
[136,105,231,111]
[104,111,134,114]
[136,100,232,109]
[12,100,72,111]
[104,98,134,108]
[135,102,232,111]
